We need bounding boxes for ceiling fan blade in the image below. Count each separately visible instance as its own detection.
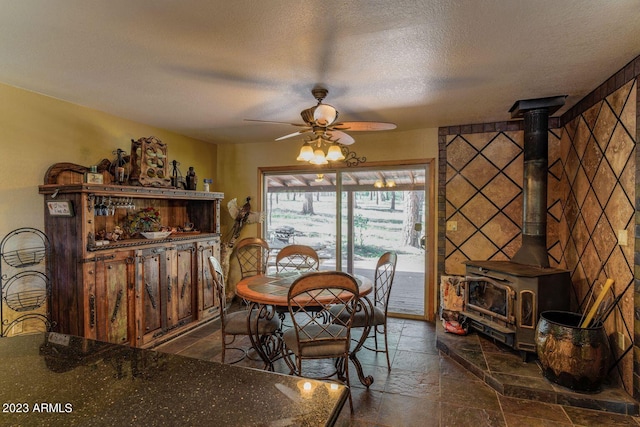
[275,129,311,141]
[244,119,309,127]
[325,130,355,145]
[331,121,397,131]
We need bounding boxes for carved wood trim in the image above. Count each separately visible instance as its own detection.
[44,160,112,185]
[44,162,88,184]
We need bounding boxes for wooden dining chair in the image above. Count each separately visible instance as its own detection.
[234,237,270,279]
[282,271,360,411]
[208,256,280,366]
[275,244,320,273]
[330,251,397,370]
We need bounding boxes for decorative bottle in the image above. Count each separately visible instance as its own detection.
[186,167,197,190]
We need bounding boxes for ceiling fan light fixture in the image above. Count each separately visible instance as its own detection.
[313,104,338,126]
[296,143,314,161]
[325,144,345,161]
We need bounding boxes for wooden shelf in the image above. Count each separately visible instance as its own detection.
[40,182,223,347]
[39,183,223,200]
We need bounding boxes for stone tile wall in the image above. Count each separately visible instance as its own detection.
[558,79,636,394]
[440,120,561,276]
[438,54,640,397]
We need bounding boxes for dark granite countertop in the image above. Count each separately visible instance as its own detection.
[0,333,347,426]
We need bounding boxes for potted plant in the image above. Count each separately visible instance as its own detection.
[123,207,161,238]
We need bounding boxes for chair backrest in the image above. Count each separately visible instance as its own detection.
[287,271,359,354]
[275,244,320,273]
[207,256,226,320]
[234,237,270,278]
[373,252,397,312]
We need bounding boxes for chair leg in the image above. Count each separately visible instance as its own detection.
[359,324,391,371]
[331,355,353,413]
[282,347,297,375]
[373,326,379,350]
[382,324,391,371]
[343,355,353,413]
[222,334,247,364]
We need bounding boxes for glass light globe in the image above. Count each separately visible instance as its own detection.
[296,144,314,161]
[310,149,328,165]
[325,144,345,161]
[313,104,338,126]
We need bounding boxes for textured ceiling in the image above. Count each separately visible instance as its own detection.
[0,0,638,145]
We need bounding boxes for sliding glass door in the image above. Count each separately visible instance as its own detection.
[264,172,338,267]
[262,165,428,318]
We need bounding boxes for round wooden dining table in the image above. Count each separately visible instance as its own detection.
[235,271,375,386]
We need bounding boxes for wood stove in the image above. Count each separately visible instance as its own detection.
[459,95,571,354]
[462,260,570,353]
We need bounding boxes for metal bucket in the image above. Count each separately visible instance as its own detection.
[535,311,609,392]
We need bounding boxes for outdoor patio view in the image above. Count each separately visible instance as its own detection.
[263,168,427,317]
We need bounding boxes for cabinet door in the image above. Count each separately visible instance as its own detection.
[167,243,196,329]
[197,237,221,320]
[83,251,134,344]
[136,247,164,346]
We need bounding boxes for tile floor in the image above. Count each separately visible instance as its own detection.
[436,327,638,417]
[156,315,640,426]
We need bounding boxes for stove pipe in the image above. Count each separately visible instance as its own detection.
[509,96,566,268]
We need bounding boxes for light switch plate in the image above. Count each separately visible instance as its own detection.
[618,332,626,350]
[617,230,628,246]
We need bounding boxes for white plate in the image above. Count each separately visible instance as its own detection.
[140,231,172,239]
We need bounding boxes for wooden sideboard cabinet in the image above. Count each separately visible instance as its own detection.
[39,182,223,347]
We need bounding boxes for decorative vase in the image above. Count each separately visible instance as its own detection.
[535,311,609,392]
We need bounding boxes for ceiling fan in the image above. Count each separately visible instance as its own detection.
[246,87,397,146]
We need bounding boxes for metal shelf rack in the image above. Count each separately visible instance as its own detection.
[0,227,52,336]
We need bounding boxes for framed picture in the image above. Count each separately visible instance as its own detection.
[47,200,74,217]
[85,172,103,184]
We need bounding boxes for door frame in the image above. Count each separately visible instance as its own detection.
[258,159,436,321]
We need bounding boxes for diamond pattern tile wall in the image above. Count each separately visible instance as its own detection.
[557,80,636,393]
[444,130,562,275]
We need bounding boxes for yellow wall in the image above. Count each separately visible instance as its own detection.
[216,128,440,308]
[0,83,217,239]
